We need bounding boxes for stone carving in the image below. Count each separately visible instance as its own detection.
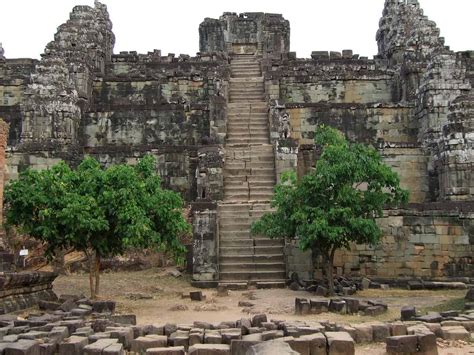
[278,112,291,139]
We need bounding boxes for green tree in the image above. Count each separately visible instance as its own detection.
[4,155,190,299]
[252,126,408,295]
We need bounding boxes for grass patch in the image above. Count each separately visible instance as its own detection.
[420,297,465,314]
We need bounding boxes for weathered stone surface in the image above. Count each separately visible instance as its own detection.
[401,306,417,321]
[386,335,418,354]
[325,332,355,355]
[130,335,167,352]
[188,343,230,354]
[248,341,298,355]
[59,336,88,355]
[146,347,185,355]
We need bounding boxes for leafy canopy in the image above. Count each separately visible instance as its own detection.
[252,126,409,254]
[4,155,190,261]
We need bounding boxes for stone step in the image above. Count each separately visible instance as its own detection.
[219,222,250,232]
[225,163,275,171]
[219,270,286,281]
[219,245,284,256]
[219,254,284,263]
[229,98,266,103]
[229,88,265,94]
[220,262,285,272]
[217,281,286,290]
[226,138,269,144]
[224,167,274,176]
[231,73,263,78]
[226,130,268,137]
[219,238,283,247]
[227,122,268,128]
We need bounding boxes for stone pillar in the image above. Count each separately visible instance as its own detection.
[0,119,9,226]
[0,119,13,272]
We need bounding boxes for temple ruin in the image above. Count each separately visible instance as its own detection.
[0,0,472,288]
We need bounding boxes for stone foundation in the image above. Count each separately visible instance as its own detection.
[0,271,58,314]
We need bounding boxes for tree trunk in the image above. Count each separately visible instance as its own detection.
[87,251,96,299]
[326,247,337,296]
[95,254,100,298]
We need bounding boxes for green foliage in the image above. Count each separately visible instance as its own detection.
[4,155,191,262]
[252,125,409,259]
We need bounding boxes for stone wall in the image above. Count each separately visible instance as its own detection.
[200,13,290,58]
[331,204,474,279]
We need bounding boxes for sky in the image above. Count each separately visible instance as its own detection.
[1,0,472,59]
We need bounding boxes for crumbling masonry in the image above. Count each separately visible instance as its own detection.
[0,0,472,287]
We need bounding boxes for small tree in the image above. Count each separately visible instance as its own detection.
[4,155,190,299]
[252,126,408,295]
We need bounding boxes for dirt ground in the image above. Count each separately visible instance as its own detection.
[53,268,474,354]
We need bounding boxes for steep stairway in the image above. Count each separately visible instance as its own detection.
[218,54,286,289]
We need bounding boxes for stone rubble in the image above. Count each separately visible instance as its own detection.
[0,292,471,354]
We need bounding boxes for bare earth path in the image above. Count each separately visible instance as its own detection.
[53,269,473,354]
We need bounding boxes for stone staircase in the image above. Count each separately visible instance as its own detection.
[218,54,286,289]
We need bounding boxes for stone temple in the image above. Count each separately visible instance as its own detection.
[0,0,472,288]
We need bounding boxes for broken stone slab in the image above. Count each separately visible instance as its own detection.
[353,324,373,344]
[299,333,326,355]
[59,336,89,355]
[251,314,267,328]
[362,305,385,316]
[91,301,116,314]
[416,313,442,323]
[220,328,241,345]
[372,324,390,342]
[146,347,186,354]
[4,339,40,355]
[389,322,407,336]
[83,338,118,354]
[130,335,167,352]
[386,335,418,354]
[109,314,136,325]
[188,343,231,354]
[325,332,355,355]
[102,343,124,355]
[248,340,298,355]
[190,291,205,301]
[441,326,470,340]
[416,332,437,355]
[230,338,262,355]
[343,298,359,314]
[105,327,134,349]
[204,330,222,344]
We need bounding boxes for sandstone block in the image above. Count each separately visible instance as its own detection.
[131,335,168,352]
[441,326,470,340]
[295,298,311,315]
[372,324,390,342]
[299,333,326,355]
[188,343,231,354]
[325,331,355,355]
[353,324,373,343]
[401,306,416,321]
[4,340,40,355]
[251,314,267,328]
[310,300,329,314]
[146,347,186,355]
[58,336,88,355]
[83,339,118,354]
[248,341,298,355]
[103,343,124,355]
[230,339,261,355]
[386,335,418,354]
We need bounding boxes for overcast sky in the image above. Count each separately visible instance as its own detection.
[1,0,472,59]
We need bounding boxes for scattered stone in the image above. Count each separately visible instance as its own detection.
[190,291,205,301]
[325,331,355,355]
[251,314,267,328]
[188,343,230,354]
[238,301,254,308]
[401,306,416,321]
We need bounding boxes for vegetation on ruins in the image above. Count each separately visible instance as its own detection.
[251,126,409,295]
[4,155,190,299]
